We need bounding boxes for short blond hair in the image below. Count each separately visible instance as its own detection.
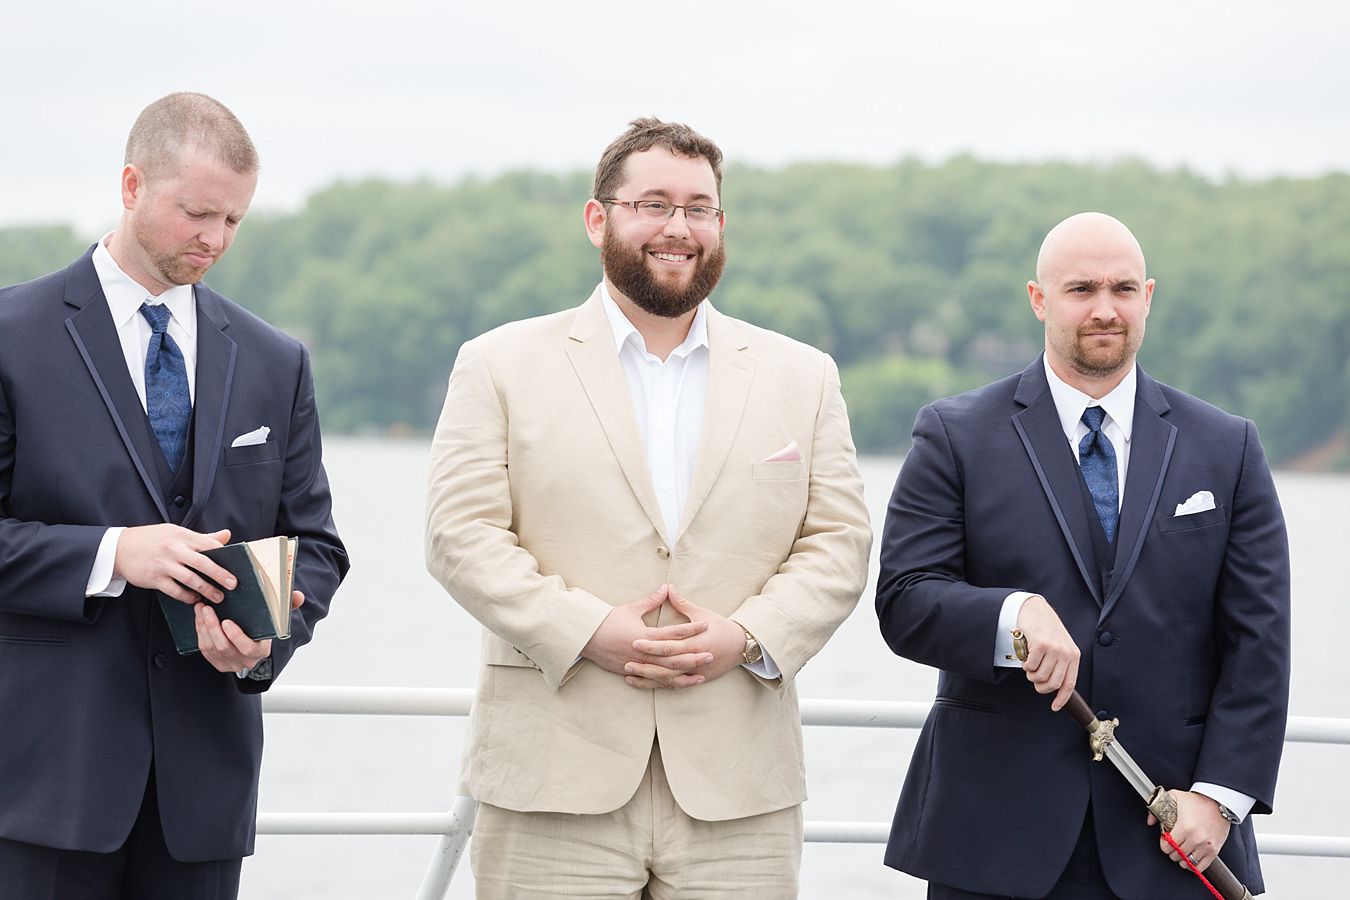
[125,92,258,179]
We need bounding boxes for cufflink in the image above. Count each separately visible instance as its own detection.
[236,666,252,679]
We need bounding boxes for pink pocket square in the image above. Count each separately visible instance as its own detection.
[760,440,801,463]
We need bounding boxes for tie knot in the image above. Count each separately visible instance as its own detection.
[1081,405,1106,432]
[140,302,172,333]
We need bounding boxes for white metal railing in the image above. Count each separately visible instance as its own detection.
[259,686,1350,898]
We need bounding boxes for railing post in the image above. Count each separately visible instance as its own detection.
[414,795,478,900]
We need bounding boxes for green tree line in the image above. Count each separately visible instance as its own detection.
[4,158,1348,467]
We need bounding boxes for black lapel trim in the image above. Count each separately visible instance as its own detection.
[1102,369,1175,618]
[1011,359,1104,605]
[181,285,235,531]
[62,252,169,521]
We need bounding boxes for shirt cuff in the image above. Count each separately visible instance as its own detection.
[1191,783,1255,822]
[86,527,128,598]
[994,591,1034,667]
[744,644,781,680]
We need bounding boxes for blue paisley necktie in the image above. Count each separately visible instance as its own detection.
[1079,405,1118,543]
[140,302,191,472]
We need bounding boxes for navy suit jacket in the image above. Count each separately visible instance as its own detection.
[876,357,1290,898]
[0,248,348,861]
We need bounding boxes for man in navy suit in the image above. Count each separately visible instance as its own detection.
[876,212,1290,898]
[0,93,348,898]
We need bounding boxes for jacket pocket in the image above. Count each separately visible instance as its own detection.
[483,635,539,669]
[933,696,997,715]
[0,635,70,647]
[225,442,282,466]
[1156,504,1228,534]
[0,612,65,644]
[752,460,805,481]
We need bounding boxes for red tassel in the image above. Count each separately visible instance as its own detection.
[1163,830,1226,900]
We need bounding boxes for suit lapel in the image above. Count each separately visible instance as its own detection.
[1010,360,1103,605]
[182,285,236,531]
[564,291,669,541]
[676,306,754,543]
[1101,369,1175,618]
[62,253,170,521]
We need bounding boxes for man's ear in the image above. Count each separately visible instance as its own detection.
[121,164,145,211]
[1028,281,1047,322]
[583,199,608,250]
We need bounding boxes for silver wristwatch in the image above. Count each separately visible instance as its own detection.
[235,658,274,681]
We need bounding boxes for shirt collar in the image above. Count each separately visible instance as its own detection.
[598,281,708,360]
[1042,355,1137,444]
[92,235,197,338]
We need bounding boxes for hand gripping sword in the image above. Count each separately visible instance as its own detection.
[1012,629,1254,900]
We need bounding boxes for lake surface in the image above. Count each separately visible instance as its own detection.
[239,439,1348,899]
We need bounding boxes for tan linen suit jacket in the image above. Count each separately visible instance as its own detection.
[425,289,871,822]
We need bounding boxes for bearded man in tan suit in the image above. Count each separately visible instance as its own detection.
[425,118,871,899]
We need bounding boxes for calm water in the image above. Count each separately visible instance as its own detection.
[239,439,1348,899]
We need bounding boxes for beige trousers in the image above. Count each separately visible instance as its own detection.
[471,741,803,899]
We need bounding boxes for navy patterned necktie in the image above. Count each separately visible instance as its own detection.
[140,302,191,471]
[1079,405,1118,543]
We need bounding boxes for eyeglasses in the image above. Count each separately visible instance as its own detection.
[600,199,724,228]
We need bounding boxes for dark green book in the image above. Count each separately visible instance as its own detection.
[158,536,298,655]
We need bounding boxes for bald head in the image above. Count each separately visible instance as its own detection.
[1035,212,1147,286]
[1028,212,1154,396]
[125,92,258,183]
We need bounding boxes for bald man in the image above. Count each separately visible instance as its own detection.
[876,213,1290,898]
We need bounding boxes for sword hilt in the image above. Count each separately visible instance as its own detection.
[1011,628,1105,736]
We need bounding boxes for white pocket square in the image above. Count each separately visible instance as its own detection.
[1174,490,1216,517]
[760,440,801,463]
[230,426,271,448]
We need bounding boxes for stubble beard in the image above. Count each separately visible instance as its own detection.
[601,228,726,319]
[133,216,213,288]
[1064,319,1143,379]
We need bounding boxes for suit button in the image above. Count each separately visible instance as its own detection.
[173,495,187,507]
[1096,709,1110,720]
[1098,631,1114,646]
[153,654,168,669]
[656,546,670,559]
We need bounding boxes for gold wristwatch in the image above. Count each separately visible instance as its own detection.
[741,626,763,665]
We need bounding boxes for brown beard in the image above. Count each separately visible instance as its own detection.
[601,227,726,319]
[1068,319,1142,378]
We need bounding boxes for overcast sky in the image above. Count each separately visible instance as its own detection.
[2,1,1345,233]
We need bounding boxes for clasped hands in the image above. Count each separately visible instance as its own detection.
[581,584,747,690]
[1017,595,1230,872]
[114,524,303,675]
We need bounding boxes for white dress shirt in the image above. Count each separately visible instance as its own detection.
[84,237,199,597]
[598,284,779,679]
[991,356,1253,819]
[599,284,708,543]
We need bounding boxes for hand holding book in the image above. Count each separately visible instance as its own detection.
[158,536,299,655]
[195,588,304,677]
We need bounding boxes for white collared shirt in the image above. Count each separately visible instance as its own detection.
[1042,355,1134,502]
[91,237,199,407]
[86,236,201,597]
[598,283,709,543]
